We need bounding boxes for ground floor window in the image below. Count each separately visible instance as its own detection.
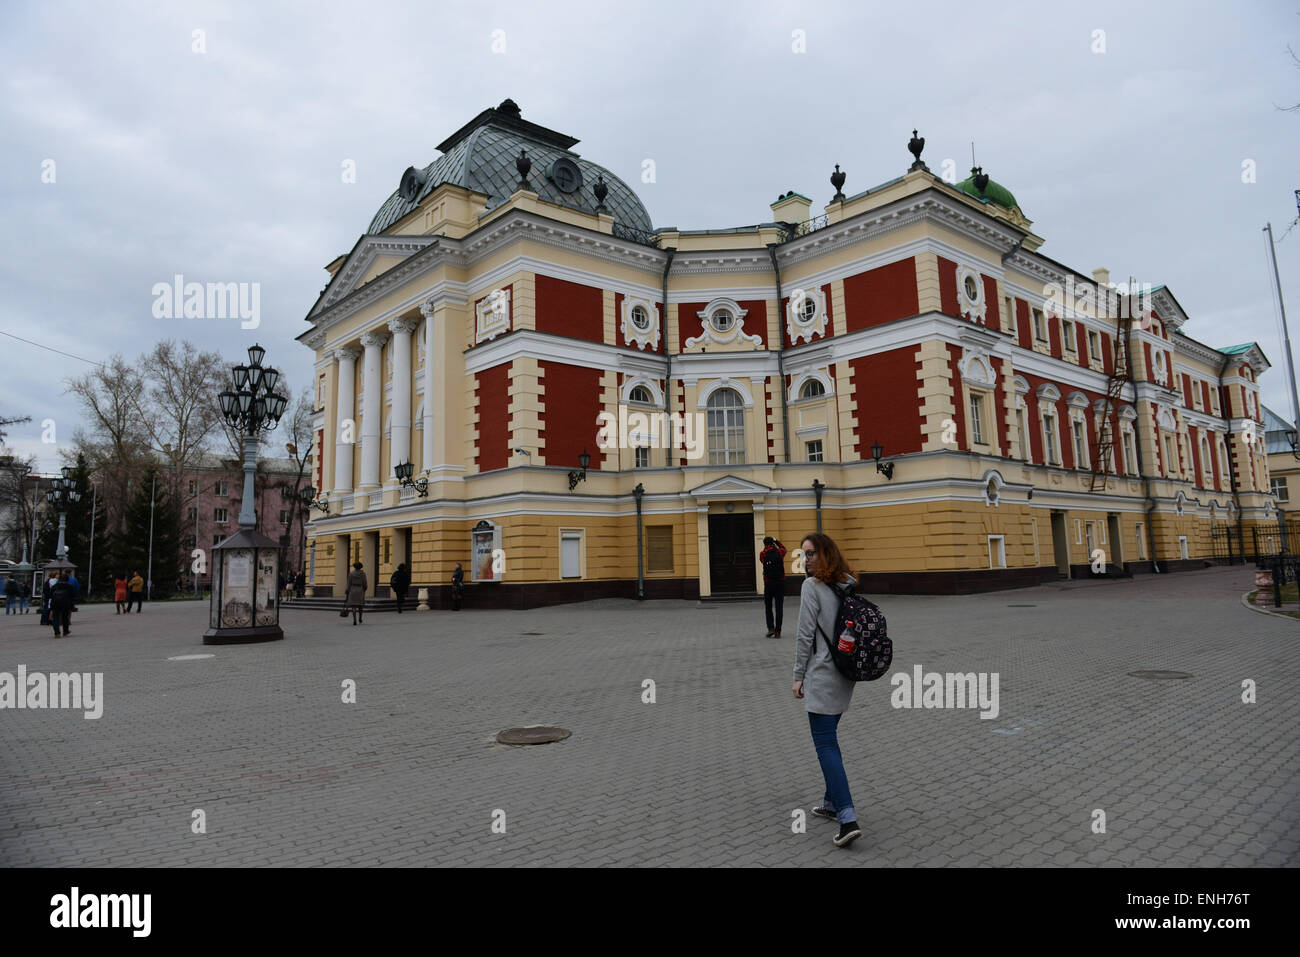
[806,439,823,462]
[560,530,583,578]
[987,535,1006,569]
[1136,522,1146,560]
[1178,535,1189,560]
[646,525,673,572]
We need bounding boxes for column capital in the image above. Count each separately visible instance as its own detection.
[388,316,420,336]
[419,298,439,320]
[332,345,361,363]
[360,330,389,349]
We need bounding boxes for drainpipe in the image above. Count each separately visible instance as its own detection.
[1126,315,1161,573]
[1219,352,1245,564]
[767,243,791,463]
[634,482,645,600]
[661,247,676,422]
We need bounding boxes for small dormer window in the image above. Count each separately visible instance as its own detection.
[799,378,826,399]
[630,305,650,331]
[628,385,652,404]
[712,309,734,333]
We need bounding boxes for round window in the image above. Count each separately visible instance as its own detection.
[798,296,817,323]
[631,305,650,330]
[963,275,978,301]
[712,309,734,332]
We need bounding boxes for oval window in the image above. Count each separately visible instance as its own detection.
[712,309,734,332]
[631,305,650,330]
[964,275,978,301]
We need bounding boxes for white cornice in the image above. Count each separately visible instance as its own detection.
[313,235,441,316]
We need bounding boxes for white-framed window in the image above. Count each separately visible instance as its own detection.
[1085,522,1095,556]
[187,479,198,495]
[1178,536,1189,561]
[799,378,826,399]
[560,529,583,579]
[706,388,746,465]
[1003,296,1013,332]
[806,439,823,462]
[1016,406,1030,462]
[1200,436,1212,483]
[1122,430,1136,476]
[214,508,228,523]
[1073,419,1087,468]
[1272,476,1289,502]
[970,393,985,445]
[1074,518,1082,544]
[1062,320,1075,351]
[1163,434,1176,477]
[635,446,649,469]
[1043,413,1059,466]
[215,481,229,496]
[1033,308,1046,341]
[213,534,224,548]
[711,308,734,333]
[799,295,817,323]
[1135,522,1146,560]
[279,509,292,525]
[628,384,653,405]
[1088,330,1101,361]
[1217,439,1229,484]
[630,304,651,332]
[988,535,1006,569]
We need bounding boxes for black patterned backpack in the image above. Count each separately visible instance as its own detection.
[815,581,892,681]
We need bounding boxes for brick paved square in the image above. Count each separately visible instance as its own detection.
[1,565,1296,866]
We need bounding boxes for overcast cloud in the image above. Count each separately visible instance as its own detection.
[2,0,1299,472]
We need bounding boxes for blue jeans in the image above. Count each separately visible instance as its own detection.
[4,595,14,614]
[808,712,856,824]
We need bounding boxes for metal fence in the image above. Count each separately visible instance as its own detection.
[1210,521,1300,564]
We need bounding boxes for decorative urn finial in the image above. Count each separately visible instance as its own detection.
[908,129,927,171]
[594,173,609,212]
[830,164,846,202]
[516,148,531,190]
[973,166,990,195]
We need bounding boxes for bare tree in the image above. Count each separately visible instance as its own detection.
[0,451,40,561]
[140,340,227,504]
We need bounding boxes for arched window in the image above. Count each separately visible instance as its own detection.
[799,378,826,399]
[628,385,653,404]
[706,388,745,465]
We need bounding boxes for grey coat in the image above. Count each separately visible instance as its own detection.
[793,574,858,715]
[344,569,367,607]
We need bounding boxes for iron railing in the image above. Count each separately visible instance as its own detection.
[778,214,831,243]
[610,222,661,247]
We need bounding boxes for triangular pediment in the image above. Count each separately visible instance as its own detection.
[689,474,774,498]
[307,234,439,319]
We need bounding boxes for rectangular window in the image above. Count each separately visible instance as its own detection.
[1178,536,1189,561]
[213,534,223,548]
[560,530,582,578]
[1088,330,1101,360]
[806,439,823,462]
[1043,414,1059,465]
[1032,308,1045,340]
[1062,320,1075,351]
[1135,523,1146,560]
[706,405,745,466]
[1085,523,1095,558]
[279,509,292,525]
[215,481,228,496]
[1016,407,1029,462]
[1122,431,1136,476]
[970,394,984,445]
[1074,518,1082,545]
[1272,477,1289,502]
[634,446,649,468]
[646,525,673,573]
[1164,435,1176,476]
[1073,420,1086,468]
[1003,296,1012,333]
[214,508,228,523]
[988,535,1006,569]
[187,479,198,495]
[186,507,197,521]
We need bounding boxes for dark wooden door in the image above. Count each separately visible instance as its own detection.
[708,513,756,594]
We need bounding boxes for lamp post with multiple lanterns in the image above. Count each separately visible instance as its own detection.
[205,344,289,644]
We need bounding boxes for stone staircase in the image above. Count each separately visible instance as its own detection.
[279,596,408,613]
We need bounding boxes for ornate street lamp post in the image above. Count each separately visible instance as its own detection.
[42,466,81,583]
[205,344,289,644]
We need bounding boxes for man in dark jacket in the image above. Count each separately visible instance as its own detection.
[390,563,410,613]
[49,572,75,637]
[295,570,306,599]
[760,536,787,638]
[451,563,464,611]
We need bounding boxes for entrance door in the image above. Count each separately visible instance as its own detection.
[708,513,756,594]
[1107,514,1122,569]
[1050,512,1070,577]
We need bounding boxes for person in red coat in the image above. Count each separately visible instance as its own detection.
[113,574,128,614]
[760,536,787,638]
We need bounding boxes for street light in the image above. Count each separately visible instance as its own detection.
[395,460,428,497]
[871,441,895,481]
[812,478,825,533]
[206,343,288,645]
[299,484,329,513]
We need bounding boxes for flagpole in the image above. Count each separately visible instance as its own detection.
[1264,223,1299,442]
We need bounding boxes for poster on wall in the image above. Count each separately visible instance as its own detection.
[221,549,254,627]
[471,520,501,583]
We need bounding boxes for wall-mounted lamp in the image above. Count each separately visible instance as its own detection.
[871,441,895,480]
[568,449,591,491]
[299,485,329,513]
[395,461,428,497]
[812,478,825,532]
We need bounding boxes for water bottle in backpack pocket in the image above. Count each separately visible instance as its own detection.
[817,585,892,681]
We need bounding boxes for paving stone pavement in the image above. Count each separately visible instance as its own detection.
[0,565,1296,867]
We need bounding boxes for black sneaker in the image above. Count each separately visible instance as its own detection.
[765,629,775,637]
[811,806,837,821]
[833,821,862,847]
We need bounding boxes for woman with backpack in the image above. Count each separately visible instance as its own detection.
[792,532,863,849]
[344,561,367,625]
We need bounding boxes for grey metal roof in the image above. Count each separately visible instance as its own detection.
[367,103,653,235]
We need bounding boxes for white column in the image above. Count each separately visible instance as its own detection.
[420,299,437,471]
[359,330,388,491]
[388,317,419,479]
[332,346,360,496]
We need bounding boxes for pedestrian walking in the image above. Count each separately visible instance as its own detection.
[390,563,410,613]
[451,562,464,611]
[67,572,80,611]
[19,579,30,613]
[760,536,787,638]
[792,532,863,849]
[343,561,367,625]
[40,571,57,625]
[49,571,75,638]
[3,577,16,615]
[128,570,144,612]
[114,573,128,614]
[295,570,305,599]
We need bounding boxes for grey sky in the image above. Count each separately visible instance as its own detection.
[2,0,1298,474]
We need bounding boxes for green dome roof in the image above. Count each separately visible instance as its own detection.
[953,172,1018,211]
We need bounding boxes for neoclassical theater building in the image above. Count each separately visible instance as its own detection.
[297,98,1275,606]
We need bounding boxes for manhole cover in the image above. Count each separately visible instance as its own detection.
[1128,670,1193,680]
[167,654,215,661]
[1007,604,1036,607]
[496,726,571,745]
